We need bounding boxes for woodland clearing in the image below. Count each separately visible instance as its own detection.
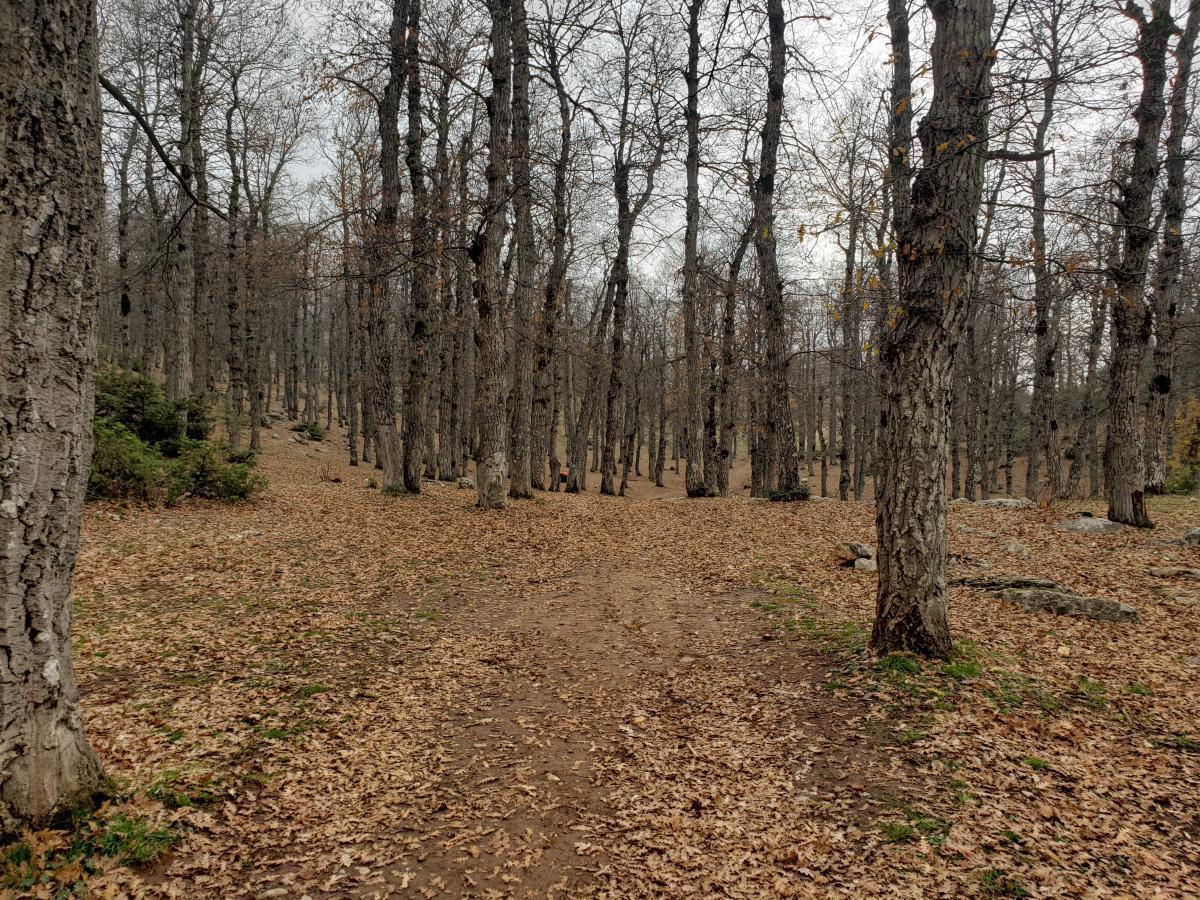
[20,422,1196,898]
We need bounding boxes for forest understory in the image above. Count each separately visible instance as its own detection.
[36,420,1197,898]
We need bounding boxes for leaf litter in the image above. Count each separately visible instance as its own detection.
[8,428,1197,897]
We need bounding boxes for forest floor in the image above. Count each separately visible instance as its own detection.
[15,421,1200,897]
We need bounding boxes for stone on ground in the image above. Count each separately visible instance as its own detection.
[1057,516,1124,534]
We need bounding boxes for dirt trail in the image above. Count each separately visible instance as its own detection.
[391,564,889,898]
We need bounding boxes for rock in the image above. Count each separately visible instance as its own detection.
[953,574,1062,591]
[1148,566,1200,580]
[1056,516,1124,534]
[949,497,975,508]
[993,588,1138,623]
[840,541,874,560]
[1002,540,1031,559]
[853,557,877,572]
[975,497,1036,510]
[1184,656,1200,668]
[953,523,999,537]
[456,477,475,490]
[1179,528,1199,546]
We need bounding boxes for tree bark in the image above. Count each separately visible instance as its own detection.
[507,0,535,498]
[1145,0,1200,493]
[0,0,104,831]
[872,0,996,660]
[753,0,800,495]
[475,0,513,509]
[1105,0,1173,528]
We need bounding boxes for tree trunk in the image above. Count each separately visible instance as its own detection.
[1105,0,1173,528]
[753,0,800,495]
[475,0,513,509]
[0,0,104,830]
[1145,0,1200,494]
[872,0,996,660]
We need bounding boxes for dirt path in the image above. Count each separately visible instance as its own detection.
[376,564,896,898]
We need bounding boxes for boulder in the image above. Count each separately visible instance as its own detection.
[954,574,1138,624]
[1148,566,1200,580]
[853,557,877,573]
[975,497,1036,510]
[844,541,874,560]
[1056,516,1124,534]
[953,574,1062,591]
[1180,528,1200,546]
[456,477,475,490]
[993,588,1138,624]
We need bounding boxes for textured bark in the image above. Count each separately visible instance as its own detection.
[717,226,751,496]
[1105,0,1173,528]
[0,0,104,831]
[1145,0,1200,494]
[224,88,245,451]
[365,0,409,492]
[1026,18,1062,503]
[872,0,995,660]
[402,0,433,493]
[530,40,572,492]
[475,0,513,509]
[682,0,708,497]
[752,0,800,495]
[507,0,535,498]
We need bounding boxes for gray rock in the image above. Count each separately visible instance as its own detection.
[456,477,475,490]
[1002,540,1031,558]
[953,523,999,537]
[975,497,1036,510]
[994,588,1138,624]
[1056,516,1124,534]
[953,574,1063,591]
[1148,566,1200,580]
[840,541,874,560]
[1180,528,1200,546]
[949,497,975,508]
[853,557,877,572]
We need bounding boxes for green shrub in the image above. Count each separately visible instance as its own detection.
[89,419,177,503]
[768,483,812,502]
[90,368,263,505]
[1166,465,1200,496]
[94,367,212,455]
[290,420,324,441]
[175,442,264,501]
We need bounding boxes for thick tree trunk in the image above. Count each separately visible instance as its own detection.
[682,0,708,497]
[402,0,433,493]
[1145,0,1200,494]
[753,0,800,495]
[0,0,104,831]
[365,0,408,492]
[872,0,996,660]
[1105,0,1173,528]
[507,0,535,498]
[475,0,513,509]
